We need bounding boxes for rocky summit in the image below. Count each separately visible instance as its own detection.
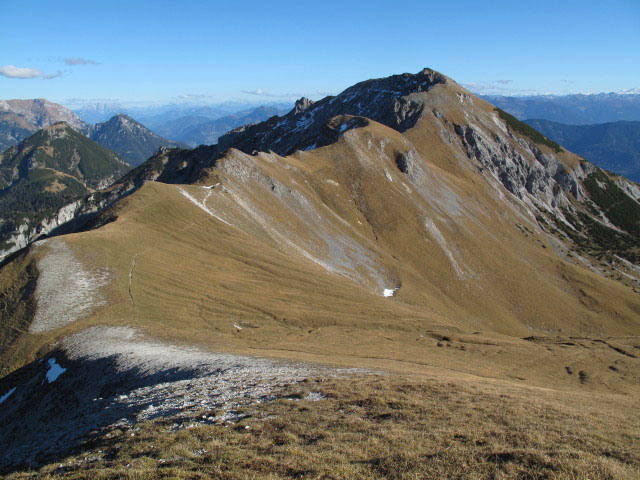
[0,99,88,151]
[0,68,639,477]
[85,114,188,167]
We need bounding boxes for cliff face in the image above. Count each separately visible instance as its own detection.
[0,189,126,260]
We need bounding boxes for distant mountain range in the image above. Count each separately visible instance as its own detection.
[85,114,187,166]
[0,99,86,151]
[73,101,292,127]
[153,105,285,146]
[0,99,189,167]
[483,92,640,124]
[525,119,640,182]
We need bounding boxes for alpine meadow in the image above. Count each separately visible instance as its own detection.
[1,2,639,479]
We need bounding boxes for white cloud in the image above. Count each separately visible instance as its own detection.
[241,89,320,99]
[462,81,541,95]
[64,57,99,66]
[173,94,217,101]
[43,70,63,79]
[242,89,266,96]
[0,65,43,79]
[0,64,63,80]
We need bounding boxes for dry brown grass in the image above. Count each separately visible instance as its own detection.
[2,81,640,479]
[0,250,39,377]
[6,374,639,479]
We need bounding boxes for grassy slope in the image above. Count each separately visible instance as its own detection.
[6,375,640,479]
[4,124,638,389]
[2,81,640,478]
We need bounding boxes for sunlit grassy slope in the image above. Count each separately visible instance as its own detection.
[3,110,638,394]
[1,73,640,479]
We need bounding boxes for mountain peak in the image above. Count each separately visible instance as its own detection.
[112,113,135,122]
[42,121,74,137]
[44,121,71,130]
[218,68,451,156]
[87,114,186,166]
[0,98,87,145]
[293,97,314,114]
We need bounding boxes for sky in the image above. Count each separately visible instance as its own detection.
[1,0,639,108]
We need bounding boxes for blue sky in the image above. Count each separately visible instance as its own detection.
[1,0,639,107]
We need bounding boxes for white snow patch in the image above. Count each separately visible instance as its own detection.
[46,358,66,383]
[383,286,399,297]
[326,179,339,186]
[384,169,393,182]
[0,387,16,405]
[339,123,349,133]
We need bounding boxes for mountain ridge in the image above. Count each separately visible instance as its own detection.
[483,92,640,124]
[524,119,640,182]
[0,99,87,151]
[0,122,130,254]
[0,68,639,473]
[85,114,188,166]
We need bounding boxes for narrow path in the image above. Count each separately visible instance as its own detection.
[128,251,145,306]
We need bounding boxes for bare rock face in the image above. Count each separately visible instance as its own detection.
[453,121,593,212]
[0,99,86,133]
[0,186,131,261]
[293,97,314,114]
[218,68,446,156]
[0,99,89,151]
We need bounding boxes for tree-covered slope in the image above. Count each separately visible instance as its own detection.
[525,119,640,182]
[0,123,130,249]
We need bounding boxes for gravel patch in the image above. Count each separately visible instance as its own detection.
[30,239,111,333]
[0,326,364,469]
